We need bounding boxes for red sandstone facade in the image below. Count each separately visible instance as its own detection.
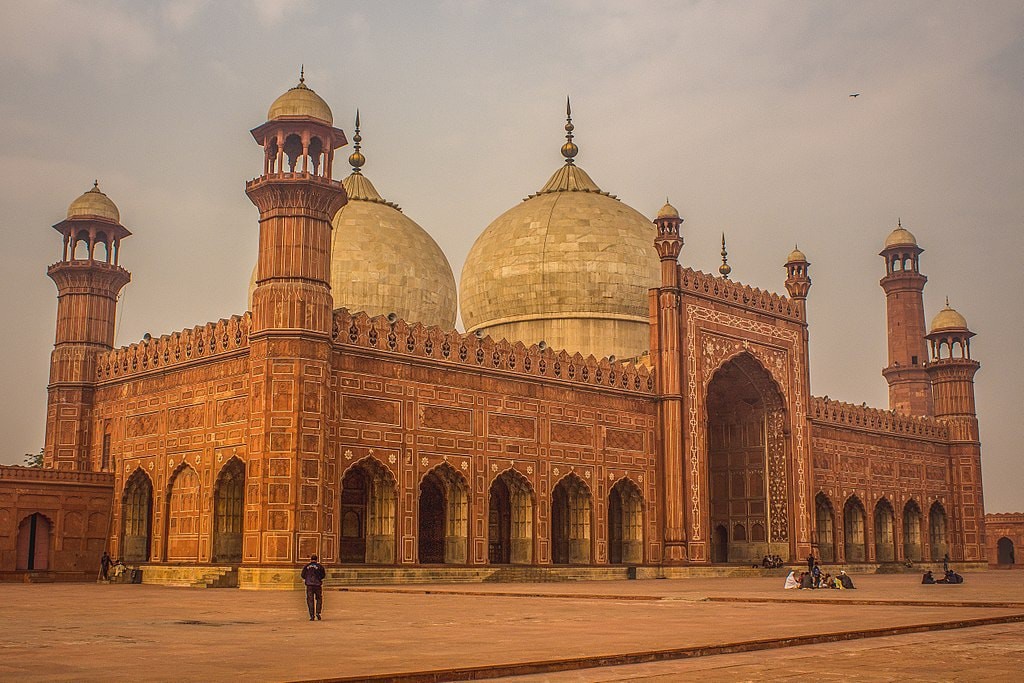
[0,87,992,584]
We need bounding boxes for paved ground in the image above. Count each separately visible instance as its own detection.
[0,572,1021,682]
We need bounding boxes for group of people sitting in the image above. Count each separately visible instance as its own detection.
[922,569,965,584]
[784,567,856,590]
[760,554,785,569]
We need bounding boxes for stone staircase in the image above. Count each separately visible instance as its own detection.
[140,565,239,588]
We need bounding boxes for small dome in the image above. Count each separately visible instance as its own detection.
[267,75,332,125]
[787,246,807,263]
[657,201,679,219]
[67,182,119,222]
[884,226,917,249]
[930,303,969,333]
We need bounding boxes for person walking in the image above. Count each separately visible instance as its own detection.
[301,554,326,621]
[943,552,950,573]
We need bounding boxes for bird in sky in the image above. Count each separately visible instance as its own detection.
[849,93,860,98]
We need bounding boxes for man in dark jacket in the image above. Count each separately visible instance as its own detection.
[301,554,326,621]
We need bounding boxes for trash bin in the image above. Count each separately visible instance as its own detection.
[627,566,638,580]
[130,568,142,584]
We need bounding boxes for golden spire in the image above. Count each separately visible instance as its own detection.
[945,295,950,307]
[92,180,100,192]
[561,96,578,165]
[719,233,732,279]
[348,109,365,174]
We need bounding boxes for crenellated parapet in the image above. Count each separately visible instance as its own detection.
[680,268,803,322]
[332,309,656,394]
[810,396,948,440]
[96,313,252,381]
[0,465,115,485]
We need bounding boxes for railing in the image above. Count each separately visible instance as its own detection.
[810,396,949,440]
[97,313,251,381]
[332,309,656,394]
[680,268,802,321]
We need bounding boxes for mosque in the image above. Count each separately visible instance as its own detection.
[0,75,992,586]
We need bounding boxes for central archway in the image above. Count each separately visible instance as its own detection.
[165,465,201,562]
[417,463,468,565]
[551,473,592,565]
[874,498,896,563]
[488,469,534,565]
[340,458,397,564]
[706,353,788,563]
[844,496,867,562]
[16,513,51,571]
[815,493,836,563]
[903,500,923,562]
[929,502,948,561]
[997,537,1015,566]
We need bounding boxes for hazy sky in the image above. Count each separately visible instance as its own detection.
[0,1,1020,511]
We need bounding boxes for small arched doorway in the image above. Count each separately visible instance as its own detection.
[844,496,867,562]
[488,470,534,565]
[608,478,643,565]
[997,537,1015,566]
[712,524,729,563]
[16,513,51,570]
[874,499,896,563]
[815,493,836,563]
[122,470,153,563]
[929,502,948,561]
[903,500,923,562]
[551,474,592,565]
[212,459,245,563]
[418,464,468,565]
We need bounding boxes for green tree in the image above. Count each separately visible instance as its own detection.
[23,447,43,467]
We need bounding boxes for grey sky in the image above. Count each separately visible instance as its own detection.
[0,1,1020,511]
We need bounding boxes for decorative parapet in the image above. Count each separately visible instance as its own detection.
[680,268,803,322]
[332,309,655,394]
[810,396,949,440]
[96,313,252,381]
[0,465,114,486]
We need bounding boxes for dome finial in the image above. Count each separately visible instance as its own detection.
[349,109,365,174]
[561,95,578,165]
[299,64,305,84]
[719,233,732,279]
[92,180,99,191]
[946,295,950,307]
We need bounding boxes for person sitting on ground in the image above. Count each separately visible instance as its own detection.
[784,570,799,589]
[838,570,856,589]
[821,572,832,588]
[800,571,814,589]
[942,569,964,584]
[762,555,771,568]
[111,559,127,579]
[922,570,935,584]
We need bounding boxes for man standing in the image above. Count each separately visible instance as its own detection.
[99,551,112,581]
[806,553,815,573]
[301,554,326,621]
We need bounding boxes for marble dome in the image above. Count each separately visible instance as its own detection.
[459,122,659,360]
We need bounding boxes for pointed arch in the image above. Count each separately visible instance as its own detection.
[164,463,201,562]
[16,513,53,571]
[418,462,469,564]
[551,472,593,565]
[843,495,867,562]
[340,456,397,564]
[488,467,535,565]
[929,501,948,561]
[608,477,644,565]
[874,498,896,562]
[706,352,789,562]
[213,457,245,563]
[815,492,836,563]
[997,537,1015,566]
[902,499,923,562]
[121,468,153,563]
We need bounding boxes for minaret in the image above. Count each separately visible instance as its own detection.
[784,245,811,303]
[45,182,131,470]
[651,199,688,563]
[925,301,986,562]
[245,70,348,564]
[879,222,933,416]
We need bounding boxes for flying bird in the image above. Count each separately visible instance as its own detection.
[849,93,860,98]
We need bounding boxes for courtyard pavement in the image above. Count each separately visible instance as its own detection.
[0,572,1021,681]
